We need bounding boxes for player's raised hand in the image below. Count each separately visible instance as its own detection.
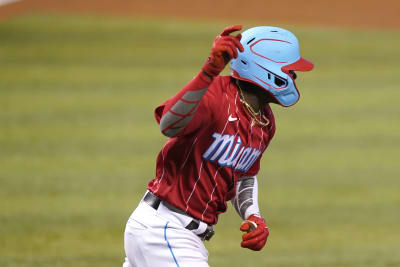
[240,214,269,251]
[202,25,244,78]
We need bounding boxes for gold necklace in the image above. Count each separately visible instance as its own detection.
[236,80,270,127]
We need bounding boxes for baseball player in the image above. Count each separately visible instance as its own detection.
[122,25,313,267]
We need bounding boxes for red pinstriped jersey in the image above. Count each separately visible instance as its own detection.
[147,76,276,225]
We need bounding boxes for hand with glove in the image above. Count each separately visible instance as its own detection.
[202,25,244,79]
[240,214,269,251]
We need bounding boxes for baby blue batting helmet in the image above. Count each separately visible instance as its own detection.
[230,26,314,107]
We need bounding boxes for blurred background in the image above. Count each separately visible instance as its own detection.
[0,1,399,266]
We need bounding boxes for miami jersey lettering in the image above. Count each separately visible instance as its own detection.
[203,133,261,172]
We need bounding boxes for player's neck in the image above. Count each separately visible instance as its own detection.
[241,90,263,113]
[235,79,272,113]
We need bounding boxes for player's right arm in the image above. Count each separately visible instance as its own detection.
[232,176,269,251]
[155,25,244,137]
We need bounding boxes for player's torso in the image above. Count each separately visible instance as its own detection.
[149,76,274,224]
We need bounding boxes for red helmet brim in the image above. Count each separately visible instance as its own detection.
[282,57,314,73]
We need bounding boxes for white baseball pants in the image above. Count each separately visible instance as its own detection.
[122,198,210,267]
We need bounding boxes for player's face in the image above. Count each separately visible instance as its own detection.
[239,80,278,105]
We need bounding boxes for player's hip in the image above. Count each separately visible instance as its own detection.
[124,196,210,267]
[128,191,214,241]
[125,201,208,250]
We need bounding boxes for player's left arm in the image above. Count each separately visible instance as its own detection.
[232,108,274,251]
[231,176,269,251]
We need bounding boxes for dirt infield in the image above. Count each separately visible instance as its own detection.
[0,0,399,29]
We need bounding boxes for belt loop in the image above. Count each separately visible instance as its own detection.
[143,190,161,209]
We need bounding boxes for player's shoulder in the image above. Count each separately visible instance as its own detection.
[203,76,233,104]
[264,104,276,139]
[207,76,238,104]
[264,104,275,119]
[215,75,232,85]
[209,75,233,93]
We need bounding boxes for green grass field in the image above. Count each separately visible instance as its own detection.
[1,15,399,267]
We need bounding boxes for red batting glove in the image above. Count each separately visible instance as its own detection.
[240,214,269,251]
[202,25,244,78]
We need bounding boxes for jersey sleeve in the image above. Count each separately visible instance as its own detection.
[154,73,224,137]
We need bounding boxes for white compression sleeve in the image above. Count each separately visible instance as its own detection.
[231,176,260,220]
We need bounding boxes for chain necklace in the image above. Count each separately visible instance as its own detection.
[236,80,270,127]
